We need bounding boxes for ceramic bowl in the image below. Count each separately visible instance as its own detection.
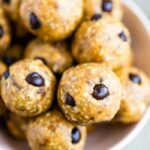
[0,0,150,149]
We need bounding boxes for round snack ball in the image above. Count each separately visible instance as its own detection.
[84,0,122,20]
[20,0,83,42]
[24,39,73,74]
[27,110,86,150]
[71,17,133,70]
[0,7,11,52]
[1,59,56,117]
[114,67,150,124]
[0,0,20,21]
[57,63,122,125]
[6,113,29,139]
[0,61,7,116]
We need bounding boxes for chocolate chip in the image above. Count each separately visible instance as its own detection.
[0,26,4,38]
[92,84,109,100]
[119,31,127,42]
[102,0,113,12]
[2,56,17,66]
[71,128,81,144]
[91,14,102,21]
[3,68,10,80]
[2,0,11,4]
[129,73,142,85]
[29,12,41,29]
[26,72,45,87]
[65,93,76,107]
[35,57,48,66]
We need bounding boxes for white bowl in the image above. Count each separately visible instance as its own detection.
[1,0,150,150]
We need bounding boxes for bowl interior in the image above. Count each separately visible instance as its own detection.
[1,1,150,150]
[85,2,150,150]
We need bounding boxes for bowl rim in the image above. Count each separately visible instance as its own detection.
[111,0,150,149]
[0,1,150,150]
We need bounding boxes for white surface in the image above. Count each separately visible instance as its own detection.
[1,0,150,150]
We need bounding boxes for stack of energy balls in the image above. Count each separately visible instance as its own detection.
[0,0,150,150]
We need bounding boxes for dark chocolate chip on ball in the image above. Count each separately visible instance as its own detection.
[26,72,45,87]
[29,12,41,29]
[2,0,11,4]
[0,26,4,38]
[119,31,127,42]
[71,128,81,144]
[91,14,102,21]
[102,0,113,12]
[65,93,76,107]
[3,68,10,80]
[129,73,142,85]
[35,57,48,66]
[92,84,109,100]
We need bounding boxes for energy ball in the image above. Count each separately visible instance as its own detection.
[72,17,133,70]
[114,67,150,124]
[0,61,7,116]
[27,110,86,150]
[24,39,73,74]
[1,59,56,117]
[84,0,122,20]
[20,0,83,41]
[0,7,11,52]
[6,113,29,139]
[57,63,122,125]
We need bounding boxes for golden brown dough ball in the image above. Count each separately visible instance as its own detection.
[72,17,132,70]
[84,0,123,20]
[57,63,122,125]
[24,39,73,74]
[114,67,150,123]
[1,59,56,117]
[20,0,83,41]
[27,110,87,150]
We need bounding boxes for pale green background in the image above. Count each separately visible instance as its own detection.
[123,0,150,150]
